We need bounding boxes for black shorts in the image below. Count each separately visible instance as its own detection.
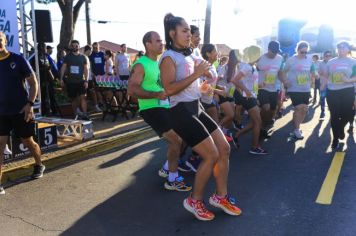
[288,92,310,106]
[218,95,234,105]
[170,100,218,147]
[258,89,278,110]
[233,90,244,105]
[66,82,87,99]
[0,113,36,138]
[239,97,258,111]
[120,75,130,81]
[140,107,172,137]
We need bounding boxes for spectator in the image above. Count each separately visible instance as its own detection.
[89,42,105,106]
[115,43,131,80]
[0,31,45,195]
[83,45,102,112]
[57,48,66,71]
[30,42,57,116]
[59,40,90,120]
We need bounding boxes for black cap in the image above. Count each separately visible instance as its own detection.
[268,41,281,54]
[46,45,53,50]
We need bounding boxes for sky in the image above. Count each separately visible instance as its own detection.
[34,0,356,52]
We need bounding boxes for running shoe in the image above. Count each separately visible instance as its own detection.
[260,129,271,139]
[331,139,339,150]
[209,194,242,216]
[348,125,354,133]
[185,156,201,173]
[158,167,169,178]
[183,196,215,221]
[3,144,12,155]
[164,176,192,192]
[249,147,268,155]
[178,160,191,172]
[31,164,46,179]
[0,186,5,195]
[224,133,233,142]
[319,111,325,120]
[293,129,304,140]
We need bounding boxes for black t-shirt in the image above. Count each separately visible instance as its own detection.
[63,53,87,83]
[0,52,33,115]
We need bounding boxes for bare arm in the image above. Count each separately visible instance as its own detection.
[21,72,38,122]
[160,57,210,96]
[127,64,166,99]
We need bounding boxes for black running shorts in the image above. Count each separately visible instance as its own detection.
[288,92,310,106]
[170,100,218,147]
[258,89,278,110]
[140,107,173,137]
[0,113,36,138]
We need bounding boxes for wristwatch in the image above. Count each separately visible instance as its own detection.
[27,100,35,106]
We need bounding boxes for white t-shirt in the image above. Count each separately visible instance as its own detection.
[105,58,114,75]
[257,54,283,92]
[115,53,130,76]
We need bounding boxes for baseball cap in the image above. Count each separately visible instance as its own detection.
[268,41,282,54]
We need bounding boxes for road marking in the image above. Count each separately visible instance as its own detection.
[316,152,345,205]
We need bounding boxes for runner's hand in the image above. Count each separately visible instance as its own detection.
[20,104,34,122]
[157,91,168,100]
[194,61,210,78]
[200,80,211,93]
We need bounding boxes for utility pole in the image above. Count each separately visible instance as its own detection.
[85,0,91,45]
[204,0,212,44]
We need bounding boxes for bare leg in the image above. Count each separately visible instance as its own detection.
[21,137,42,166]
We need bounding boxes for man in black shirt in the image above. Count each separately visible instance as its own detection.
[0,31,45,194]
[59,40,90,120]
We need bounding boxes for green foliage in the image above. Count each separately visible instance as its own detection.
[36,0,56,4]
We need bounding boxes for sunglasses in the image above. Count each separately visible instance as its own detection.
[300,51,308,54]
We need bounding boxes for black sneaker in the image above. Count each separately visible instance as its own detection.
[31,164,45,179]
[178,160,191,172]
[331,139,339,150]
[0,186,5,195]
[348,125,354,133]
[249,147,268,155]
[185,156,201,172]
[260,129,271,139]
[320,111,325,120]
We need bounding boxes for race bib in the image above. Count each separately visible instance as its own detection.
[265,73,276,84]
[70,66,80,74]
[331,72,343,84]
[159,99,170,106]
[94,57,102,64]
[296,74,308,85]
[228,86,235,97]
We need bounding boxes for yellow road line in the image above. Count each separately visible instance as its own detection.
[316,152,345,205]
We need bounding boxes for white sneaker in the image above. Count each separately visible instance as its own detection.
[3,144,12,155]
[293,129,304,140]
[0,186,5,195]
[94,105,102,112]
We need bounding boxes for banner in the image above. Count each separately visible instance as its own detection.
[0,0,20,53]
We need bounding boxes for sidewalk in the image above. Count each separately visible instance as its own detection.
[2,113,155,185]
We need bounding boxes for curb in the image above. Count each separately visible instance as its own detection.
[3,127,155,185]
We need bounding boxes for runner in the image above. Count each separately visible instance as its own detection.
[257,41,286,135]
[318,51,333,119]
[127,31,191,191]
[160,13,241,221]
[282,41,315,140]
[232,45,268,154]
[321,41,356,149]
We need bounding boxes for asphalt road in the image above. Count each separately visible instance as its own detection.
[1,102,355,236]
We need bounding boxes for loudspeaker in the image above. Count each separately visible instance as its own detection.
[34,10,53,43]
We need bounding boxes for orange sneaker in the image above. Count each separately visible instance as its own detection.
[183,196,215,221]
[209,194,242,216]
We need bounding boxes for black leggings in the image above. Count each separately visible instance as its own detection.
[326,87,354,139]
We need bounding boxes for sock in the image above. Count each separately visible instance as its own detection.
[168,171,178,182]
[163,160,169,170]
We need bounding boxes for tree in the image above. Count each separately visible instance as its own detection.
[37,0,86,50]
[203,0,212,44]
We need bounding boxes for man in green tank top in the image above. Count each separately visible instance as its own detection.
[128,31,191,192]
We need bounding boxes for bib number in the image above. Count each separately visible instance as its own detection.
[265,74,276,84]
[331,73,343,84]
[296,74,308,85]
